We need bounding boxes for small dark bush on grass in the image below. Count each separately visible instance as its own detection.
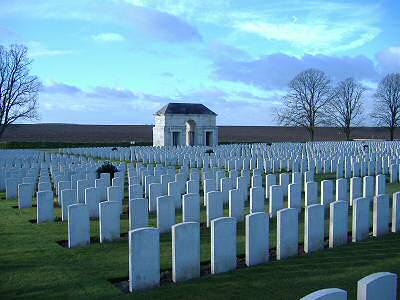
[96,162,119,179]
[205,149,214,155]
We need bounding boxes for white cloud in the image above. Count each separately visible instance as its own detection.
[125,0,381,54]
[234,21,380,54]
[91,32,126,42]
[27,41,75,57]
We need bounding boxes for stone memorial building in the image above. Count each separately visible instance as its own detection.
[153,103,218,147]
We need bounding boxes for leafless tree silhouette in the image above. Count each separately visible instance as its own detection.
[372,73,400,141]
[0,44,40,139]
[276,68,333,141]
[329,78,365,140]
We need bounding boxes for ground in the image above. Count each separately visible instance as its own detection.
[1,173,400,299]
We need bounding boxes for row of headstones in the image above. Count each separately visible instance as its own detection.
[126,191,400,291]
[60,143,400,171]
[144,173,391,234]
[17,173,127,221]
[300,272,397,300]
[4,167,50,199]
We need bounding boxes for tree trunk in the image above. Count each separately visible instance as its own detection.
[0,124,7,140]
[309,127,314,142]
[390,127,395,141]
[345,127,351,141]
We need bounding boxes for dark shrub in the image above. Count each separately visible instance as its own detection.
[96,162,118,179]
[205,149,214,155]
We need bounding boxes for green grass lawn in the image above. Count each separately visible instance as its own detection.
[1,175,400,299]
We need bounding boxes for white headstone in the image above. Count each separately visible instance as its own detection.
[329,200,348,248]
[277,208,298,260]
[304,204,324,253]
[357,272,397,300]
[37,190,54,223]
[211,217,237,274]
[245,212,269,266]
[68,203,90,248]
[172,222,200,283]
[372,194,390,237]
[99,201,120,242]
[206,191,224,227]
[182,193,200,223]
[352,197,370,242]
[129,227,160,291]
[129,198,148,230]
[156,195,175,233]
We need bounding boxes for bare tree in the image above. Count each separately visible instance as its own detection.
[0,44,40,139]
[372,73,400,141]
[276,68,333,141]
[329,78,365,140]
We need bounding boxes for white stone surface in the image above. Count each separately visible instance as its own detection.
[279,173,290,196]
[206,191,224,227]
[211,217,236,274]
[300,288,347,300]
[6,178,18,200]
[336,178,348,202]
[350,177,362,206]
[352,197,370,242]
[129,198,148,230]
[61,189,77,221]
[168,181,181,209]
[304,204,324,253]
[37,190,54,223]
[18,183,33,208]
[85,187,101,218]
[305,181,318,206]
[38,182,51,192]
[277,208,298,260]
[157,195,175,233]
[392,192,400,233]
[265,174,276,199]
[250,186,265,213]
[375,174,386,196]
[229,189,244,222]
[245,212,269,266]
[186,180,199,195]
[357,272,397,300]
[288,183,302,212]
[153,107,218,147]
[172,222,200,283]
[372,194,390,237]
[77,179,91,203]
[99,201,120,242]
[129,227,160,291]
[321,180,334,206]
[220,177,232,204]
[329,200,348,248]
[129,184,143,200]
[68,203,90,248]
[363,176,374,200]
[182,193,200,223]
[149,183,163,212]
[269,185,283,217]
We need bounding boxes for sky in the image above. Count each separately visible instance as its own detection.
[0,0,399,125]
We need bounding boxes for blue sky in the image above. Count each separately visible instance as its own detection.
[0,0,399,125]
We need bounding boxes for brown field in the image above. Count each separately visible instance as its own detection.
[1,123,397,144]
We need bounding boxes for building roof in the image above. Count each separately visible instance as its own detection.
[155,103,217,116]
